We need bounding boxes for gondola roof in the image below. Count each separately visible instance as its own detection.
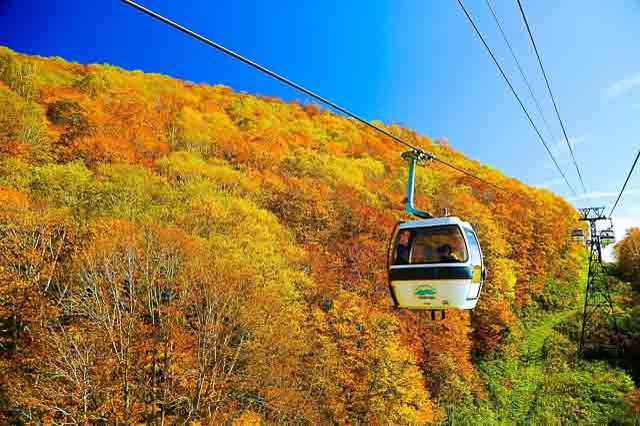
[398,216,473,230]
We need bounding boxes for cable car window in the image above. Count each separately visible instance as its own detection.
[393,225,468,265]
[413,226,468,264]
[464,229,481,265]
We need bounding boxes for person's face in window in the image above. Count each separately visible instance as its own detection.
[399,230,411,246]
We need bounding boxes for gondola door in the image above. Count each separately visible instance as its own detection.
[387,223,402,307]
[463,228,484,301]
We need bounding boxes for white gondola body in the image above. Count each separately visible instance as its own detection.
[388,217,484,310]
[571,229,585,243]
[600,229,615,246]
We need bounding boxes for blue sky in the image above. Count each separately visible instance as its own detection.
[1,0,638,251]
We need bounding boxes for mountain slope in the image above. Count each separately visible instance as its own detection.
[0,46,634,424]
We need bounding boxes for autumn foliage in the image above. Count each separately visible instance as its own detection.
[0,46,634,423]
[615,227,640,288]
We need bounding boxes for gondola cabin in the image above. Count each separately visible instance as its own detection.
[571,229,585,243]
[388,217,485,310]
[600,229,615,246]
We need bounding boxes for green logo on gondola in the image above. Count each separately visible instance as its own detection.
[414,286,436,296]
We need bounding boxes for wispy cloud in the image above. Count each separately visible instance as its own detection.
[567,188,639,201]
[533,178,564,189]
[605,73,640,98]
[534,134,588,189]
[542,135,587,184]
[549,135,585,163]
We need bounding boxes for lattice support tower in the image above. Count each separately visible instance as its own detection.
[578,207,619,355]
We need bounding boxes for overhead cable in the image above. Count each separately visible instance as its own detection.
[485,0,556,143]
[609,149,640,217]
[516,0,587,194]
[456,0,577,195]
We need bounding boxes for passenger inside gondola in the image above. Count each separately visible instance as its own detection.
[395,229,412,264]
[437,243,459,262]
[393,225,467,265]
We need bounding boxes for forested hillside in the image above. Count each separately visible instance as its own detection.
[0,46,636,424]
